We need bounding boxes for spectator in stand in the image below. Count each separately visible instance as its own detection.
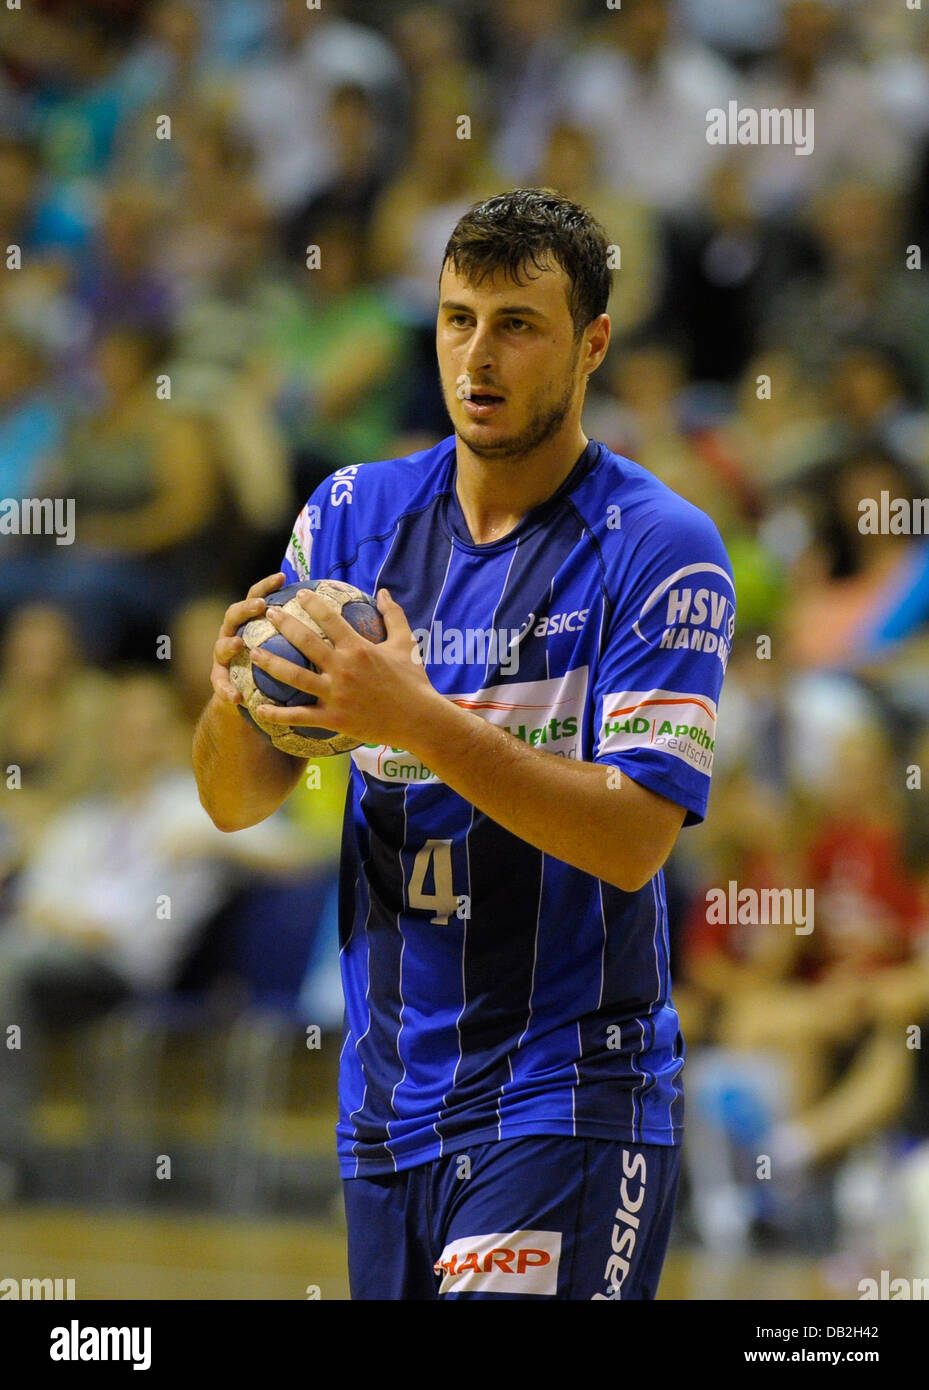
[234,0,403,218]
[713,728,925,1136]
[389,3,473,109]
[0,326,217,658]
[761,180,929,399]
[823,340,929,479]
[680,728,926,1247]
[532,122,661,340]
[281,83,387,263]
[562,0,737,214]
[674,767,798,1048]
[0,603,114,864]
[488,0,584,184]
[255,213,412,496]
[0,324,64,500]
[0,671,312,1187]
[0,136,92,262]
[781,447,929,673]
[741,0,910,216]
[585,338,741,533]
[73,183,173,340]
[0,137,95,355]
[153,102,269,310]
[707,348,833,491]
[114,0,206,115]
[649,154,822,385]
[368,74,499,324]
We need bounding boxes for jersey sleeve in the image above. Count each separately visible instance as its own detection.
[592,506,736,827]
[283,494,319,581]
[280,482,331,583]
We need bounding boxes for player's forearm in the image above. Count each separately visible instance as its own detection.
[408,692,682,892]
[193,694,305,832]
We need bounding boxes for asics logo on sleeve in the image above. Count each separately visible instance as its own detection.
[330,465,361,506]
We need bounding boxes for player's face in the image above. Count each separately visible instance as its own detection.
[436,260,590,461]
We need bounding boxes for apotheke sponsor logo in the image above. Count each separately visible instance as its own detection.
[600,690,717,775]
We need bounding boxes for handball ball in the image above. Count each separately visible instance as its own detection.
[231,579,386,758]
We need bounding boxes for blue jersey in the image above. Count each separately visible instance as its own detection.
[280,436,735,1177]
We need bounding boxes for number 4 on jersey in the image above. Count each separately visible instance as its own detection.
[408,839,468,924]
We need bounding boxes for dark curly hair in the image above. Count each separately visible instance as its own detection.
[442,188,612,337]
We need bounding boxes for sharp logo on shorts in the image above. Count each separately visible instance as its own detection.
[591,1150,647,1300]
[434,1230,562,1296]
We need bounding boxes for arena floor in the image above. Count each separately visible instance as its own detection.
[0,1204,840,1300]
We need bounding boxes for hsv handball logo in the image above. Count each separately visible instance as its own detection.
[434,1230,562,1296]
[632,562,735,671]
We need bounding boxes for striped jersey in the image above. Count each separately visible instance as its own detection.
[280,436,735,1177]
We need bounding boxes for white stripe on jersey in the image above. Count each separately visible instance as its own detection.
[384,783,411,1170]
[436,797,476,1157]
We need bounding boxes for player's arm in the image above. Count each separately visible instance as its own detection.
[250,586,685,891]
[404,696,685,892]
[193,573,307,832]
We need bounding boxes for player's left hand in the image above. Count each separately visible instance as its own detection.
[252,586,436,748]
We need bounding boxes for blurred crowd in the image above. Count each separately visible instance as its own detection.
[2,0,929,1266]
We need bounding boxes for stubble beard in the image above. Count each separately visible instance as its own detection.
[447,346,582,465]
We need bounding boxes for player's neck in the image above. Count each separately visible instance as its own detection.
[454,425,589,546]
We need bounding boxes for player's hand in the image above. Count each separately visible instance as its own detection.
[252,586,436,747]
[210,572,286,705]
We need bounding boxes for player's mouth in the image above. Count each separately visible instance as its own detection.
[463,389,505,419]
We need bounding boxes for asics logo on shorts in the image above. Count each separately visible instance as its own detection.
[434,1230,562,1295]
[591,1150,648,1300]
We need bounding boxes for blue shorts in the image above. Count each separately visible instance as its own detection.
[343,1135,681,1300]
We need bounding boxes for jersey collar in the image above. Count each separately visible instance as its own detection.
[442,439,602,553]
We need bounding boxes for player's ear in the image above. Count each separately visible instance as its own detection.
[584,314,611,375]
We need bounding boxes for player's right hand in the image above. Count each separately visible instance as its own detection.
[211,572,286,705]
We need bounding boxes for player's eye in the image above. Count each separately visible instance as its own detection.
[506,318,529,332]
[448,313,472,328]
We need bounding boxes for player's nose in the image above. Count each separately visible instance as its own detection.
[459,324,495,375]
